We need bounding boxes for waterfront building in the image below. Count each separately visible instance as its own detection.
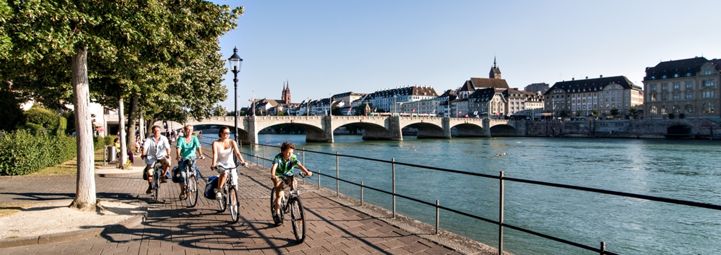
[544,76,643,118]
[366,86,438,113]
[643,57,721,119]
[468,88,504,117]
[524,83,550,94]
[436,89,458,117]
[503,88,544,118]
[457,59,510,100]
[332,92,366,115]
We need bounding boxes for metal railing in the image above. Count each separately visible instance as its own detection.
[237,143,721,255]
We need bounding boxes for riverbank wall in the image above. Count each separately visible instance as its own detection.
[524,118,721,139]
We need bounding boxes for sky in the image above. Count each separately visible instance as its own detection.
[212,0,721,110]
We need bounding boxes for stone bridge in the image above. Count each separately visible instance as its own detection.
[158,116,525,144]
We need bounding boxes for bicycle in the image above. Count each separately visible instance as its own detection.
[270,172,308,243]
[178,158,202,207]
[150,160,163,202]
[213,165,243,223]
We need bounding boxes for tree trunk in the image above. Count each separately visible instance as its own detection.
[126,95,138,153]
[118,96,128,168]
[70,46,96,211]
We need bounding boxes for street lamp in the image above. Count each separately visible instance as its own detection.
[228,47,243,143]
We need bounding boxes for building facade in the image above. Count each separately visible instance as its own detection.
[544,76,643,118]
[643,57,721,119]
[367,86,438,112]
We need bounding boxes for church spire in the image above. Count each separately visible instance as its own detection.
[489,57,502,79]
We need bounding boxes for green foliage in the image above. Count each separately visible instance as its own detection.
[610,108,619,117]
[0,88,23,131]
[24,106,59,129]
[56,116,67,135]
[0,130,76,176]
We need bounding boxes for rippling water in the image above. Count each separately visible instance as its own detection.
[201,133,721,254]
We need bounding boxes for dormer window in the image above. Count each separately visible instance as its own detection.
[674,73,679,78]
[662,75,667,79]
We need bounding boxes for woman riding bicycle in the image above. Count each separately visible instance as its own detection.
[176,125,203,200]
[211,127,247,199]
[271,142,312,223]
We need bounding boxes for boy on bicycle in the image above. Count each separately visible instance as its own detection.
[270,142,312,223]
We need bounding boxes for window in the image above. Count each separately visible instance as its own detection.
[686,91,693,100]
[685,81,694,90]
[672,94,681,100]
[685,104,694,113]
[651,105,658,114]
[703,80,717,87]
[703,102,716,113]
[673,82,681,90]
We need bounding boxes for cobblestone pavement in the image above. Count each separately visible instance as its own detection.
[0,157,464,255]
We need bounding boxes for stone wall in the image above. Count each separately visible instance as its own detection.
[525,118,721,139]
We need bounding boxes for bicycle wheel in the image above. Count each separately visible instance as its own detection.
[187,172,198,207]
[270,189,281,225]
[289,197,306,243]
[153,167,161,202]
[228,186,240,223]
[217,184,227,212]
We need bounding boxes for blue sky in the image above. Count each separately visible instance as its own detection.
[213,0,721,110]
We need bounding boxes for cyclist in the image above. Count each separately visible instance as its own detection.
[141,125,172,194]
[271,142,312,223]
[176,125,203,199]
[211,127,247,199]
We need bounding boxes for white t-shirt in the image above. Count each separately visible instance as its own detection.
[143,135,171,165]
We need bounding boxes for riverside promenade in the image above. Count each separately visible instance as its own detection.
[0,156,490,254]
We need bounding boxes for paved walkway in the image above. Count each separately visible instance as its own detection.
[0,158,473,254]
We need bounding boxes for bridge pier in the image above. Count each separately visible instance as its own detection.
[306,116,334,143]
[442,117,452,139]
[483,118,491,137]
[362,115,403,141]
[245,117,258,145]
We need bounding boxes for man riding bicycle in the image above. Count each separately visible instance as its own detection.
[176,125,203,199]
[271,142,312,223]
[141,125,172,194]
[211,127,247,199]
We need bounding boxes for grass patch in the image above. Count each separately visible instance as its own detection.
[29,149,105,176]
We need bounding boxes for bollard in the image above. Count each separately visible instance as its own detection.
[336,152,340,197]
[599,241,606,255]
[392,158,396,219]
[360,180,365,206]
[435,199,440,235]
[498,171,505,255]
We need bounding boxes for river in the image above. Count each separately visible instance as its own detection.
[199,132,721,254]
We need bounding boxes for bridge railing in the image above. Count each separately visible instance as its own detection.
[237,143,721,255]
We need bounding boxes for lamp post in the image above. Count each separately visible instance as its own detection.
[228,47,243,143]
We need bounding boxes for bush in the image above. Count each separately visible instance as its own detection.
[24,106,59,129]
[0,130,77,175]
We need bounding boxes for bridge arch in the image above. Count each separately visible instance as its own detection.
[400,122,445,138]
[450,123,486,137]
[490,124,517,136]
[257,123,328,143]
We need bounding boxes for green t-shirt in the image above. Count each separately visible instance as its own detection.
[273,153,299,177]
[176,135,201,159]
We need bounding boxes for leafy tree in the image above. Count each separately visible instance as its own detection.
[0,87,23,131]
[2,1,242,210]
[610,108,619,117]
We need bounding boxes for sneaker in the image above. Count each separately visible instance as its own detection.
[214,188,222,200]
[160,176,167,183]
[273,213,282,225]
[145,186,152,194]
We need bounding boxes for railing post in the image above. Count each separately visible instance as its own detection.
[392,157,396,219]
[599,241,606,255]
[360,180,365,206]
[435,199,440,235]
[498,171,505,255]
[317,165,321,189]
[335,152,340,197]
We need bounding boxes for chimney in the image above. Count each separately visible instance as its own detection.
[585,76,588,79]
[600,75,603,78]
[572,77,575,81]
